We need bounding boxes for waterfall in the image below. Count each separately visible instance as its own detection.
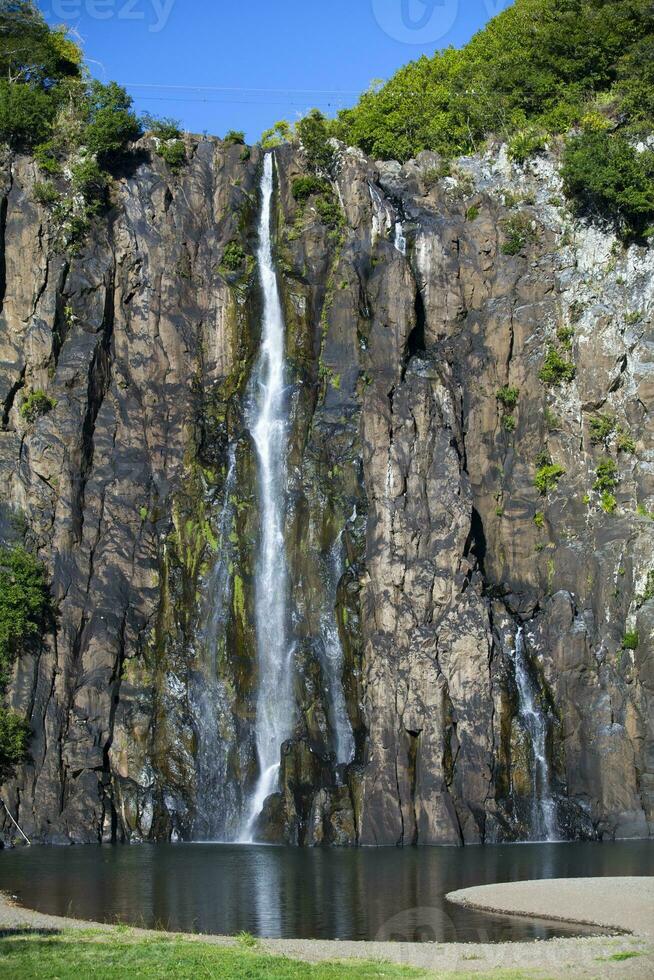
[240,153,295,841]
[512,627,558,842]
[394,221,407,255]
[319,530,355,768]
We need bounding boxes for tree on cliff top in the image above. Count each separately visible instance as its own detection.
[334,0,654,161]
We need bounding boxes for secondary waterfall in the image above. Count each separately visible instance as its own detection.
[319,530,355,767]
[513,627,558,842]
[240,153,295,841]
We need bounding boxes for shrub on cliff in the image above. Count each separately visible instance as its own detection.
[19,390,56,424]
[561,129,654,239]
[334,0,653,162]
[0,545,51,783]
[296,109,335,176]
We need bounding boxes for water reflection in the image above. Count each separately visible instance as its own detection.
[0,840,651,942]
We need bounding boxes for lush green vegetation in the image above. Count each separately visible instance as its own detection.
[0,932,429,979]
[539,348,576,385]
[19,389,56,423]
[594,457,619,493]
[0,545,51,783]
[334,0,653,160]
[496,386,520,410]
[534,462,566,495]
[622,631,639,650]
[221,241,246,272]
[283,0,651,237]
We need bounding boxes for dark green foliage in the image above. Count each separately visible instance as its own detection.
[296,109,335,175]
[221,241,245,272]
[84,81,142,162]
[534,462,566,495]
[539,347,576,385]
[589,413,615,445]
[0,1,81,87]
[158,139,186,170]
[291,175,329,201]
[636,570,654,607]
[32,180,58,206]
[0,546,50,686]
[0,708,29,784]
[466,205,480,221]
[314,194,343,229]
[335,0,654,163]
[508,127,547,163]
[0,544,50,783]
[561,129,654,239]
[501,213,537,255]
[496,385,520,409]
[0,79,53,146]
[19,389,55,423]
[224,129,245,145]
[142,114,181,141]
[594,457,619,492]
[70,157,108,205]
[621,631,639,650]
[33,139,61,174]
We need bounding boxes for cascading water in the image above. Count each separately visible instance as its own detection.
[394,221,407,255]
[240,153,295,841]
[512,627,558,842]
[318,529,355,768]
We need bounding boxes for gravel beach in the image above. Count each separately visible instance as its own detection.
[1,878,653,977]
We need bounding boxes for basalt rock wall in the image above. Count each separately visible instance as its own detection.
[0,135,652,845]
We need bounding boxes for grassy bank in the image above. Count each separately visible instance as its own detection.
[0,929,542,979]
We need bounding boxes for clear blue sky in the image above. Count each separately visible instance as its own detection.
[38,0,513,142]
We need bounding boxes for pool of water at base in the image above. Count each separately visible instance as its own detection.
[0,839,651,943]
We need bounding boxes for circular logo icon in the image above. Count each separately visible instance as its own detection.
[372,0,460,44]
[375,905,456,943]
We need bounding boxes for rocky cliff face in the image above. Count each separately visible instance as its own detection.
[0,134,652,845]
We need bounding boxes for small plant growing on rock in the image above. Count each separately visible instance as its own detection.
[33,180,59,206]
[466,205,480,221]
[221,241,246,272]
[636,571,654,608]
[291,175,328,202]
[535,462,566,496]
[534,511,545,528]
[617,429,636,454]
[20,390,56,423]
[143,114,181,141]
[601,491,618,514]
[544,407,560,431]
[500,213,537,255]
[594,457,619,493]
[423,161,451,188]
[508,127,547,164]
[621,631,639,650]
[158,140,186,170]
[539,347,576,385]
[496,385,520,410]
[556,325,574,351]
[637,503,654,520]
[589,413,615,445]
[503,414,516,432]
[224,130,245,145]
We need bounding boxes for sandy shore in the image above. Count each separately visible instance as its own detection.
[1,877,653,977]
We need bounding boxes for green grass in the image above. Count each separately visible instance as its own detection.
[0,930,551,979]
[597,950,643,962]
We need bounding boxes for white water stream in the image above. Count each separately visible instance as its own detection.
[513,627,558,842]
[240,153,295,841]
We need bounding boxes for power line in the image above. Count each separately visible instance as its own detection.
[133,95,348,109]
[124,82,360,96]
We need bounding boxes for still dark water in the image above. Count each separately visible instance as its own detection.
[0,840,652,942]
